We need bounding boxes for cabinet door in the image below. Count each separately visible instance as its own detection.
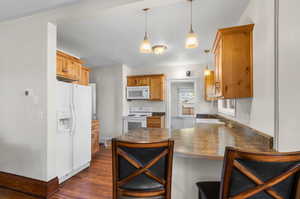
[150,76,164,100]
[204,71,216,101]
[214,43,223,97]
[79,67,90,86]
[56,55,64,76]
[147,117,161,128]
[136,77,149,86]
[73,62,81,82]
[127,77,149,86]
[127,77,137,86]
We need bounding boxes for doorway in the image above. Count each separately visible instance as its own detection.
[167,79,197,131]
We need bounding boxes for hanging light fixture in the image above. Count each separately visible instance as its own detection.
[152,45,168,55]
[185,0,199,49]
[204,49,211,76]
[140,8,152,54]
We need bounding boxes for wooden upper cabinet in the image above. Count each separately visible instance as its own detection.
[127,76,149,86]
[149,75,165,101]
[212,24,254,99]
[127,74,165,101]
[56,50,90,86]
[79,66,90,86]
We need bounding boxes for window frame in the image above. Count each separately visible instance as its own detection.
[218,99,236,117]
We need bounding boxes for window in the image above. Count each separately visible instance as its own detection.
[178,88,195,116]
[218,99,236,116]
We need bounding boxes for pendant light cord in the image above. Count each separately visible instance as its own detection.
[190,0,193,32]
[145,9,148,38]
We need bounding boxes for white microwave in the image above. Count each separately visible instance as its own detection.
[127,86,150,100]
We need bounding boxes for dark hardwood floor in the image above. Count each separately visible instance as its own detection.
[0,147,113,199]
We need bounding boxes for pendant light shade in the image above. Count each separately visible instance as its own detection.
[140,8,152,54]
[140,33,152,53]
[204,49,210,76]
[185,0,198,49]
[185,29,199,48]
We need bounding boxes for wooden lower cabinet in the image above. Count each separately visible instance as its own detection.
[91,120,100,157]
[147,116,165,128]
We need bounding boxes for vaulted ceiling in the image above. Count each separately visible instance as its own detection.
[57,0,250,67]
[0,0,81,21]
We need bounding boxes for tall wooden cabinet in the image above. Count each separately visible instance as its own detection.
[212,24,254,99]
[56,50,90,86]
[127,74,165,101]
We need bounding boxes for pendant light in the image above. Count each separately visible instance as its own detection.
[185,0,199,49]
[152,45,168,55]
[204,49,211,76]
[140,8,152,54]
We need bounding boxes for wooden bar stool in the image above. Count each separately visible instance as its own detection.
[112,138,174,199]
[197,147,300,199]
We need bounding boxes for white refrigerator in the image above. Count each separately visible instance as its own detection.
[56,81,92,183]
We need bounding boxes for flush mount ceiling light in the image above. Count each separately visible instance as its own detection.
[140,8,152,54]
[185,0,199,49]
[152,45,168,55]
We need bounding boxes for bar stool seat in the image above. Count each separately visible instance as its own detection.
[196,181,220,199]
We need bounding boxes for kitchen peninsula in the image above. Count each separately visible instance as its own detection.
[117,123,273,199]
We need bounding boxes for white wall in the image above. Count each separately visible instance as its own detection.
[219,0,275,137]
[0,18,56,181]
[278,0,300,151]
[90,65,124,140]
[46,23,57,181]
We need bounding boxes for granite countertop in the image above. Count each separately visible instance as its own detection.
[117,123,273,160]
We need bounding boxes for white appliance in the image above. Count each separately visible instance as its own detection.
[90,83,97,120]
[123,107,152,133]
[127,86,150,100]
[56,81,92,183]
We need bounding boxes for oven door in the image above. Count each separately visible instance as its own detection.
[125,118,147,132]
[127,86,150,100]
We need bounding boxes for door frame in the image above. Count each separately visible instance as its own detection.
[166,77,199,131]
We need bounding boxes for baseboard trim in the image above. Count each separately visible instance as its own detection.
[0,171,58,198]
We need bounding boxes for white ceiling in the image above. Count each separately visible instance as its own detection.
[57,0,250,67]
[0,0,81,21]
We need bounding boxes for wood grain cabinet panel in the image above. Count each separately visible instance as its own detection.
[79,66,90,86]
[56,50,90,86]
[212,24,254,99]
[147,116,165,128]
[91,120,100,157]
[204,71,217,101]
[150,75,165,101]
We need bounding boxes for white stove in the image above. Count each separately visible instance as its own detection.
[123,107,152,133]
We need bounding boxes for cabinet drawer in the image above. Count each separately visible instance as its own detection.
[147,116,165,128]
[147,123,161,128]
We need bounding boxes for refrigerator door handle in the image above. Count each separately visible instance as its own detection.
[70,86,76,136]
